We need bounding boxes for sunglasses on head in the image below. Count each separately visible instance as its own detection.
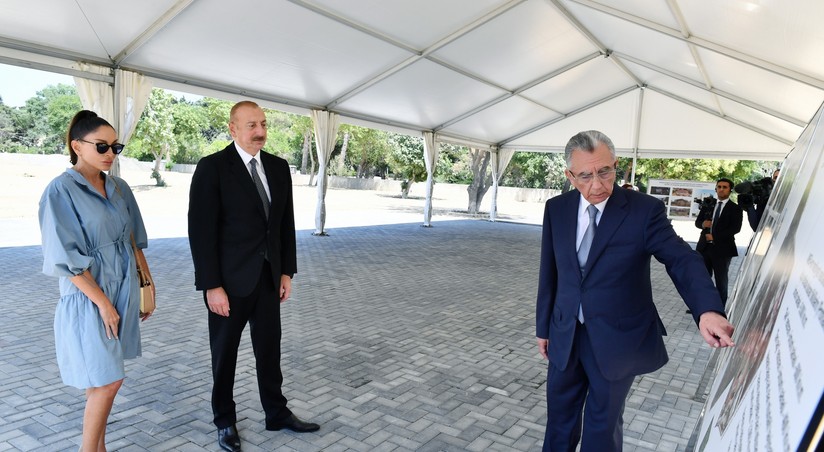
[76,138,125,155]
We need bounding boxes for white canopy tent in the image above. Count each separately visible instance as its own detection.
[2,0,822,222]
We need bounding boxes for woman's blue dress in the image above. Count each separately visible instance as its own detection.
[39,168,147,389]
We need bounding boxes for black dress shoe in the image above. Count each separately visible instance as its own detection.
[217,424,241,452]
[265,414,320,433]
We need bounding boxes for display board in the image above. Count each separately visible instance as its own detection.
[647,179,716,219]
[694,104,824,451]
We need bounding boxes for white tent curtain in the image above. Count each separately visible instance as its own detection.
[489,148,515,222]
[422,132,439,227]
[74,63,114,120]
[311,109,340,235]
[74,64,152,177]
[114,69,152,156]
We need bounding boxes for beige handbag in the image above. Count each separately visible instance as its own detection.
[131,236,155,315]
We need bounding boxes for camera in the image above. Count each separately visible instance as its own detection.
[693,195,717,212]
[693,195,717,243]
[734,177,774,210]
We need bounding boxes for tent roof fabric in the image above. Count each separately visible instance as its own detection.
[2,0,821,161]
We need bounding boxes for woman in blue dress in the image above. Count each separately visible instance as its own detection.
[39,110,155,451]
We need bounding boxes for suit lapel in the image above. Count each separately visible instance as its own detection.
[583,185,629,278]
[560,192,583,277]
[226,143,269,222]
[260,151,277,199]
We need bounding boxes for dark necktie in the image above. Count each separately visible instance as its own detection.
[577,204,598,323]
[712,201,723,234]
[249,159,269,220]
[578,204,598,270]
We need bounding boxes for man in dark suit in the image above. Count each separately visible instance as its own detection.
[695,178,743,306]
[535,130,735,452]
[188,101,318,452]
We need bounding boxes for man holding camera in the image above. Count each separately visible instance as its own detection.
[695,178,743,306]
[739,169,779,231]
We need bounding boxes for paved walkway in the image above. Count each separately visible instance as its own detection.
[0,218,741,451]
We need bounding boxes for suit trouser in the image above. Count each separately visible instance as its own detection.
[701,248,732,305]
[543,322,635,452]
[207,262,290,428]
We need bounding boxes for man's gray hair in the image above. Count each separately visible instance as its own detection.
[564,130,616,168]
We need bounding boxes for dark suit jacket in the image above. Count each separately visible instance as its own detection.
[188,143,297,298]
[695,199,743,257]
[536,186,724,381]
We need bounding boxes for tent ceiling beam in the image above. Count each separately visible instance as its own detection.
[498,144,786,161]
[0,38,110,67]
[132,65,322,110]
[568,0,824,91]
[615,52,807,127]
[548,0,642,87]
[145,63,463,142]
[293,0,527,110]
[499,85,638,146]
[434,52,601,132]
[646,85,794,146]
[664,0,718,95]
[113,0,195,66]
[0,54,112,83]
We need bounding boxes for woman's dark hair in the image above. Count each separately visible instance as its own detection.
[66,110,115,165]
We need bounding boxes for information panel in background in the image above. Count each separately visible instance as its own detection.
[695,104,824,451]
[647,179,716,219]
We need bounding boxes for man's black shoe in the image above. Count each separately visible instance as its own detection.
[265,414,320,433]
[218,424,241,452]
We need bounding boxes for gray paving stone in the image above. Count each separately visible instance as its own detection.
[0,220,741,451]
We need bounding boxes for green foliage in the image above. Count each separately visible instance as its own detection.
[288,115,314,169]
[7,84,81,154]
[199,97,233,141]
[262,110,298,159]
[628,158,766,188]
[387,133,426,182]
[132,89,176,167]
[501,152,567,189]
[169,99,208,164]
[435,143,472,184]
[206,139,232,156]
[122,136,154,161]
[0,101,15,148]
[346,126,389,178]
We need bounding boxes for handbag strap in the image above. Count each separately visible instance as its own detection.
[131,233,144,272]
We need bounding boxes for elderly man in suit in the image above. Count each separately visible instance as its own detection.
[695,178,743,306]
[535,130,735,452]
[189,101,318,452]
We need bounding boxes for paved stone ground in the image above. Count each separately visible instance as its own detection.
[0,219,741,451]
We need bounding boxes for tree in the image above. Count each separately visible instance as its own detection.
[262,109,297,158]
[0,99,15,148]
[199,97,233,142]
[347,126,389,179]
[15,84,81,153]
[629,157,763,193]
[502,152,566,189]
[387,133,426,198]
[466,149,492,214]
[134,89,176,186]
[290,115,314,175]
[434,143,471,184]
[169,98,208,164]
[337,128,351,174]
